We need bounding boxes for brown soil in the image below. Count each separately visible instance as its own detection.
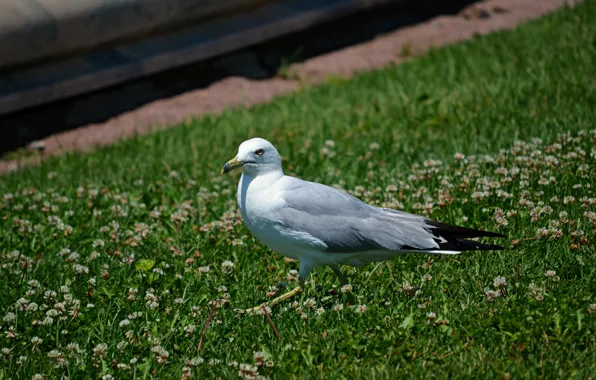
[0,0,579,175]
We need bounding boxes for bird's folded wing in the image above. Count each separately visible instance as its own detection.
[275,179,439,253]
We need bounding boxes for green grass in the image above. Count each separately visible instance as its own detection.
[1,2,596,378]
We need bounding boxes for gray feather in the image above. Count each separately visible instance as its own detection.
[276,179,439,253]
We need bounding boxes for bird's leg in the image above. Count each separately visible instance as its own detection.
[331,264,348,286]
[243,286,303,314]
[331,264,356,303]
[243,260,309,313]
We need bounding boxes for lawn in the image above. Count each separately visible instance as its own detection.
[1,1,596,379]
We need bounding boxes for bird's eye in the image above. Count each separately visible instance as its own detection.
[255,149,264,156]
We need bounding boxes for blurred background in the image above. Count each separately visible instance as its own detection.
[0,0,480,156]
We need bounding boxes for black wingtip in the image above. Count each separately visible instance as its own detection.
[402,239,505,252]
[455,240,505,251]
[425,219,505,239]
[422,219,506,251]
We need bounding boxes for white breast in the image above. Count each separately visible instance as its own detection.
[237,174,286,249]
[236,173,324,259]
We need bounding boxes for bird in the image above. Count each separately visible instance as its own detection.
[221,137,505,311]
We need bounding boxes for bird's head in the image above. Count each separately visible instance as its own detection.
[221,138,283,177]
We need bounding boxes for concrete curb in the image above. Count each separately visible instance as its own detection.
[0,0,402,115]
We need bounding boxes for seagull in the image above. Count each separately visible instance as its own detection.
[222,138,505,311]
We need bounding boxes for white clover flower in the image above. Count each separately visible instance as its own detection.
[528,283,544,301]
[471,191,488,201]
[170,210,188,224]
[15,298,30,310]
[400,281,414,293]
[238,363,259,377]
[190,357,204,366]
[66,343,81,354]
[454,153,465,160]
[484,289,501,302]
[47,349,62,359]
[253,351,265,362]
[46,309,58,318]
[355,304,368,313]
[426,312,437,323]
[31,337,43,345]
[92,239,105,248]
[184,324,197,337]
[369,142,380,150]
[545,270,560,281]
[341,284,353,294]
[93,343,108,358]
[221,260,235,274]
[287,269,298,281]
[493,276,507,289]
[303,298,317,310]
[117,363,130,371]
[73,264,89,275]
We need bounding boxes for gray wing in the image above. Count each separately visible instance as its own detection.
[275,178,440,253]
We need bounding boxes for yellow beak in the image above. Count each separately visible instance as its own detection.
[221,156,242,174]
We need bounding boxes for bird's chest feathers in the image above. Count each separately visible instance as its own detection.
[237,174,283,235]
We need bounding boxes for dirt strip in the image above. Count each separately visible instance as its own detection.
[0,0,579,175]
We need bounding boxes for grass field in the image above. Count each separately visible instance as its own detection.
[1,1,596,379]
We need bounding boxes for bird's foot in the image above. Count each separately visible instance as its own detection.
[244,286,303,313]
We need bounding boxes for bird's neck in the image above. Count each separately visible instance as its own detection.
[238,170,283,213]
[241,164,284,181]
[240,170,283,189]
